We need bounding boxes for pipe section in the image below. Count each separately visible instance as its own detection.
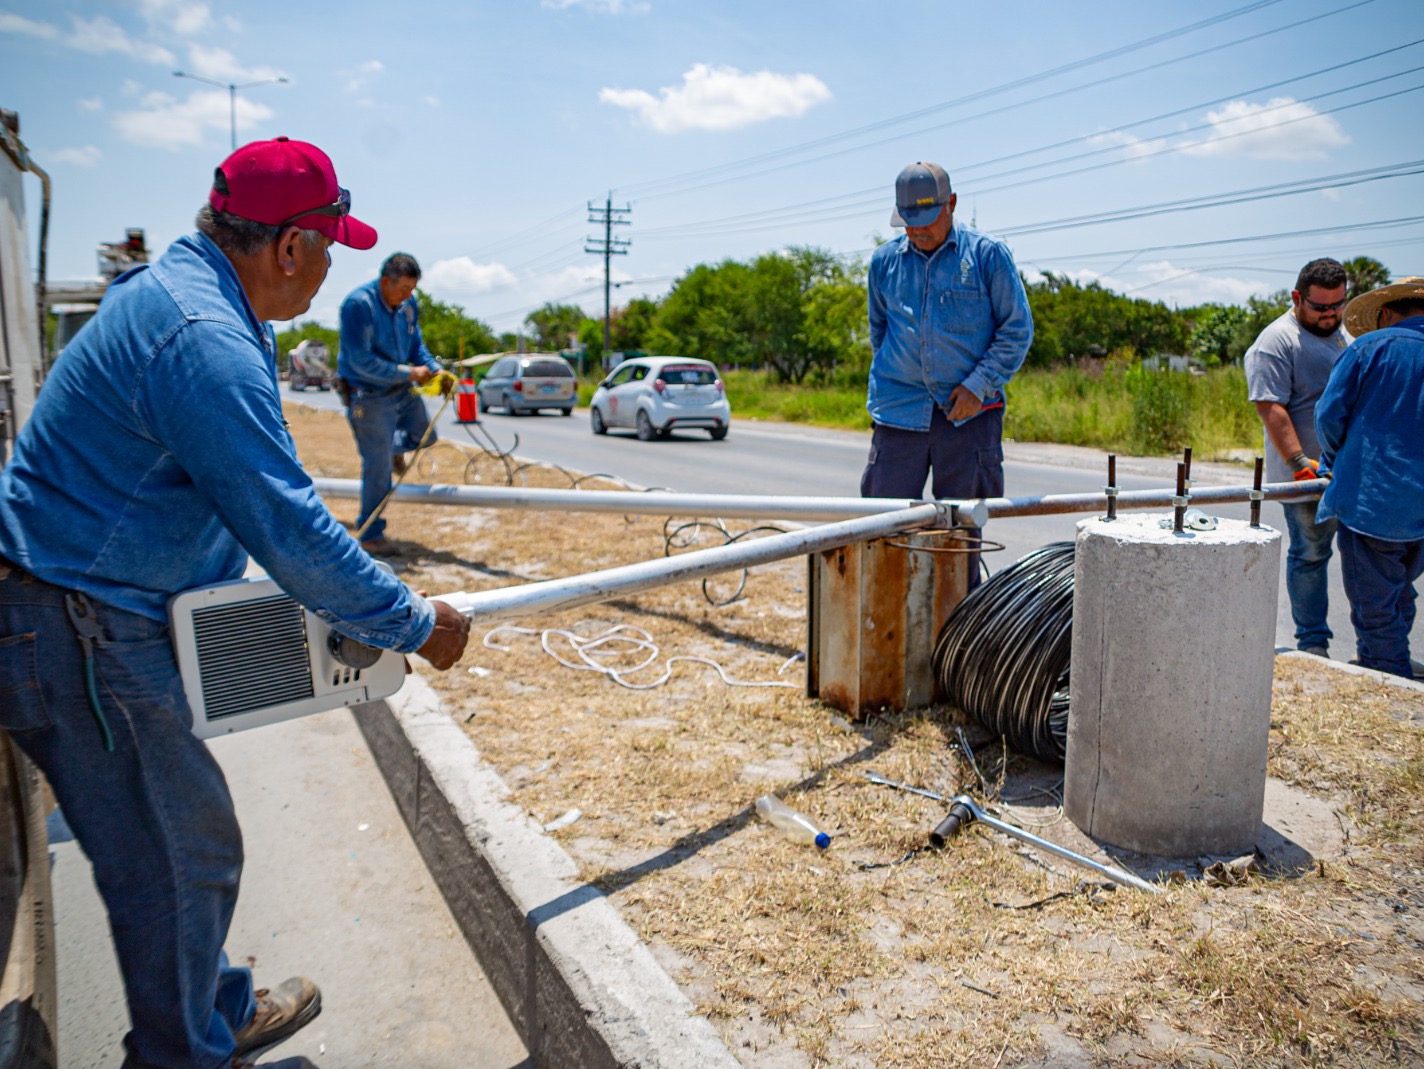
[434,503,947,624]
[311,478,988,527]
[313,476,1323,527]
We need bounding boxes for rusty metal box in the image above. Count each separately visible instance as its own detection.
[807,530,971,718]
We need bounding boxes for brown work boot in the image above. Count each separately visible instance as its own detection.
[360,537,403,557]
[392,451,408,476]
[232,977,322,1058]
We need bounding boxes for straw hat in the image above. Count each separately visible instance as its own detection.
[1344,275,1424,337]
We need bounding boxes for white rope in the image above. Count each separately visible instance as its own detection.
[483,623,799,691]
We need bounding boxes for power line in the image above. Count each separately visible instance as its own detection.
[618,0,1376,204]
[1021,215,1424,262]
[995,159,1424,237]
[614,0,1297,199]
[633,44,1424,240]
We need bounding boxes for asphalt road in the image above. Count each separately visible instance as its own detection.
[291,386,1417,660]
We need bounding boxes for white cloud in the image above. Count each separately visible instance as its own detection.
[1180,98,1348,161]
[114,89,273,150]
[1024,262,1273,309]
[78,96,104,112]
[44,145,103,167]
[345,59,384,94]
[0,11,58,38]
[182,44,286,84]
[1088,129,1168,162]
[543,0,650,12]
[425,258,519,301]
[425,95,440,108]
[137,0,212,37]
[120,78,144,96]
[67,14,174,65]
[600,63,831,133]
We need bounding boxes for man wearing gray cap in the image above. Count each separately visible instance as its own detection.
[862,161,1033,583]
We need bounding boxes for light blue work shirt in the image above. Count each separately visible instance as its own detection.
[866,223,1033,431]
[1315,316,1424,542]
[0,232,435,651]
[337,279,441,390]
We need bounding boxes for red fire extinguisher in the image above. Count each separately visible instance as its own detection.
[455,377,479,423]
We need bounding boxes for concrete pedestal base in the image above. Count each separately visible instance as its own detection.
[1064,513,1281,857]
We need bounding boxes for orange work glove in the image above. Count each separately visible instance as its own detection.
[1289,452,1320,481]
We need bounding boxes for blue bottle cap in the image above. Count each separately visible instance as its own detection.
[814,832,831,849]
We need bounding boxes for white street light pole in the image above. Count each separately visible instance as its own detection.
[172,71,289,150]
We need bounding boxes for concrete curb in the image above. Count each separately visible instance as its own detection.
[353,674,742,1069]
[1276,648,1424,693]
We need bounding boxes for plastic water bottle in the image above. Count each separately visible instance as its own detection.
[754,794,831,849]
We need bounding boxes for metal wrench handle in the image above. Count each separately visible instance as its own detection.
[934,794,1161,895]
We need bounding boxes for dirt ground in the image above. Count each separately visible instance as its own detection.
[290,403,1424,1068]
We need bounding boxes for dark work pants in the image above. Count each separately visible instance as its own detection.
[860,406,1005,586]
[0,567,255,1068]
[1336,525,1422,679]
[347,387,437,543]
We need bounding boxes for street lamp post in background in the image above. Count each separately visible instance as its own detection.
[172,71,289,150]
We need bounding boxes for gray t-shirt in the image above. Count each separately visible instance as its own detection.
[1244,310,1350,483]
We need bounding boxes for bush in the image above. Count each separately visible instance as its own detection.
[1126,364,1194,454]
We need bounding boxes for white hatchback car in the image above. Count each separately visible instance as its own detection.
[589,356,730,441]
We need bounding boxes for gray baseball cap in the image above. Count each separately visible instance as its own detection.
[891,161,952,227]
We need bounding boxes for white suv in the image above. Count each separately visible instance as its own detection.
[589,356,730,441]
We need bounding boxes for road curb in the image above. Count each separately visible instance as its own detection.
[353,675,742,1069]
[1276,649,1424,692]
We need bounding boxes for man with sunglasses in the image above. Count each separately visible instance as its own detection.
[1244,257,1351,658]
[0,137,471,1068]
[336,252,444,556]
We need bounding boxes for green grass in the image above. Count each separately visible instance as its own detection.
[579,364,1262,459]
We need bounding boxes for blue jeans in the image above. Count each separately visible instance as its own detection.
[1336,526,1422,679]
[346,387,436,542]
[860,406,1005,588]
[1280,500,1337,651]
[0,566,254,1069]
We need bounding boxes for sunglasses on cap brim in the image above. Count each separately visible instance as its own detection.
[277,187,351,228]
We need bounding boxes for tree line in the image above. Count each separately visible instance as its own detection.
[277,252,1391,380]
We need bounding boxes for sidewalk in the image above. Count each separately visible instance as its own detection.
[50,706,529,1069]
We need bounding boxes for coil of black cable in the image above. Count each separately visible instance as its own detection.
[932,542,1075,763]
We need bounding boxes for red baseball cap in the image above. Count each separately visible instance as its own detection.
[208,136,377,250]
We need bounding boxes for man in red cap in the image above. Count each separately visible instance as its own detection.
[0,137,471,1068]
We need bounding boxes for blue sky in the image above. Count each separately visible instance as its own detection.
[4,0,1421,337]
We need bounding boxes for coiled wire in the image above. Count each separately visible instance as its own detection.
[932,542,1075,764]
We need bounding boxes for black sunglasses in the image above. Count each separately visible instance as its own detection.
[277,187,351,228]
[1302,296,1346,312]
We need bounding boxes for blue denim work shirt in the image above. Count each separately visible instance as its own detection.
[0,233,435,652]
[1315,316,1424,542]
[337,278,441,390]
[866,224,1033,431]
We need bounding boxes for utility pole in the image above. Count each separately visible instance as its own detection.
[585,194,631,357]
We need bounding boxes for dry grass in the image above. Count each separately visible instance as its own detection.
[290,402,1424,1068]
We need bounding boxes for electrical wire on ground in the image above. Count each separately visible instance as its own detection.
[662,519,791,605]
[932,542,1076,764]
[482,623,800,691]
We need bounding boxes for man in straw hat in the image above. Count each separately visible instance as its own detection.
[1315,275,1424,679]
[0,137,471,1066]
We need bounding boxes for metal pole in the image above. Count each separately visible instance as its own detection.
[311,478,989,526]
[433,502,948,624]
[312,477,1321,525]
[978,479,1325,519]
[930,794,1161,894]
